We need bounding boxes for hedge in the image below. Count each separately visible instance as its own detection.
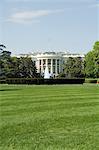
[0,78,85,84]
[0,79,6,84]
[85,79,98,83]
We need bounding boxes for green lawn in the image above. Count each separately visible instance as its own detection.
[0,84,99,150]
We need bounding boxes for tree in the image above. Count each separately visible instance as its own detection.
[0,44,12,78]
[84,51,94,78]
[0,44,6,52]
[63,57,84,78]
[8,57,20,78]
[18,57,37,78]
[93,41,99,77]
[0,44,38,78]
[85,41,99,78]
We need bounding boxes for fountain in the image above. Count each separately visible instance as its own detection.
[44,66,50,79]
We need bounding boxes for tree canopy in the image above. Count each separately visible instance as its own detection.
[63,57,84,78]
[0,41,98,79]
[0,44,37,78]
[85,41,99,78]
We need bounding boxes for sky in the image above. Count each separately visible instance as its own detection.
[0,0,99,55]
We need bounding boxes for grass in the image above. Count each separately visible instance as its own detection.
[0,84,99,150]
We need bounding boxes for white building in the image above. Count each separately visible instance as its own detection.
[18,51,84,77]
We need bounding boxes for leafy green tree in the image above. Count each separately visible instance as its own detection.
[0,44,37,78]
[0,44,12,78]
[84,51,95,78]
[64,57,84,78]
[0,44,6,52]
[93,41,99,77]
[18,57,37,78]
[85,41,99,78]
[5,57,20,78]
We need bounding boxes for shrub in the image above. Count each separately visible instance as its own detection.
[0,79,6,84]
[4,78,85,84]
[85,79,97,83]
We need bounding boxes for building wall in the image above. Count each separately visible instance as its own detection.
[18,52,85,77]
[34,53,62,77]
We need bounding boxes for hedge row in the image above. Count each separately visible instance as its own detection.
[85,79,98,83]
[0,78,85,84]
[0,79,6,84]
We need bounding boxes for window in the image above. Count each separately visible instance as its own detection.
[57,59,59,65]
[49,67,51,73]
[43,66,45,71]
[39,60,41,65]
[48,59,51,65]
[53,59,56,65]
[43,59,46,65]
[57,66,59,74]
[53,66,55,73]
[40,67,41,73]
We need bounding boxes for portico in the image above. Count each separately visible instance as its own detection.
[19,51,84,77]
[36,53,62,77]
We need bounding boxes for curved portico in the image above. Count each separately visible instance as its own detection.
[18,51,84,78]
[36,53,62,77]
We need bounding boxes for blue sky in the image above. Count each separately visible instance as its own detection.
[0,0,99,55]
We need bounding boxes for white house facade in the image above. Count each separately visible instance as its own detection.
[18,52,84,77]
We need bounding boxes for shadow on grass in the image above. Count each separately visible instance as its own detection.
[0,89,21,92]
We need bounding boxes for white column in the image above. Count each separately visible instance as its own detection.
[59,59,60,73]
[36,59,39,73]
[51,59,53,74]
[46,59,48,68]
[38,59,40,73]
[41,59,43,73]
[55,59,57,75]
